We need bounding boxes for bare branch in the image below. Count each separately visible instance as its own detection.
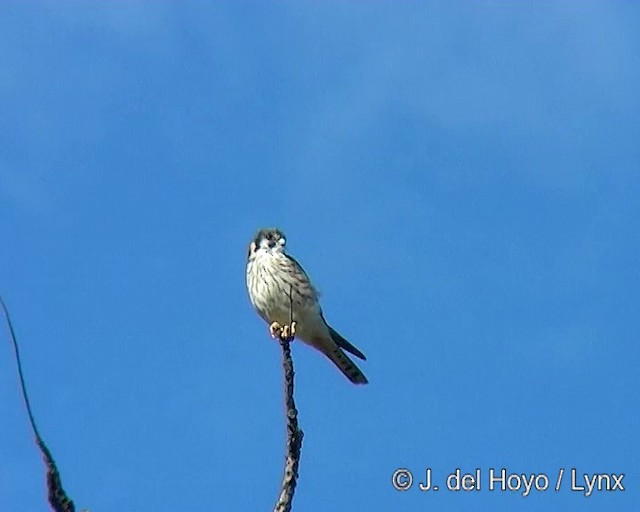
[1,295,75,512]
[272,286,304,512]
[273,335,304,512]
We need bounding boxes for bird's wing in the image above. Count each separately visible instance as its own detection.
[284,253,312,281]
[284,252,304,271]
[282,253,320,300]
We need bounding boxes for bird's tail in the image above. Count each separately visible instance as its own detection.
[325,345,368,385]
[328,326,367,360]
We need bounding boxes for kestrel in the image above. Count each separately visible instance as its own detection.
[246,228,368,384]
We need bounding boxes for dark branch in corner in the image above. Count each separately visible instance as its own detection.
[273,336,304,512]
[272,286,304,512]
[0,295,75,512]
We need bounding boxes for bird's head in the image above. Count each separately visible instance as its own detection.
[248,227,286,259]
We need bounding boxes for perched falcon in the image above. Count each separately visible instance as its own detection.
[246,228,368,384]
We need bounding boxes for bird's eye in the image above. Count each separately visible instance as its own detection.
[265,233,273,240]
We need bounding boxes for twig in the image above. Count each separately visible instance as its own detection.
[273,286,303,512]
[0,295,75,512]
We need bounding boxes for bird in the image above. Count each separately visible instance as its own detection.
[246,228,368,384]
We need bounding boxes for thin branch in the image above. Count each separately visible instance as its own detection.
[273,286,303,512]
[0,295,75,512]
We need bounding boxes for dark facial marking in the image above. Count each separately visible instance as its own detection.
[253,228,285,247]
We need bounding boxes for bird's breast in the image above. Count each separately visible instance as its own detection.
[246,254,319,329]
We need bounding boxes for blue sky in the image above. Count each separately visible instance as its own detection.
[1,2,638,511]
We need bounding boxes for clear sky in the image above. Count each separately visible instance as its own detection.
[1,2,638,511]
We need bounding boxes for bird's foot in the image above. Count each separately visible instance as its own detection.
[280,321,297,341]
[269,321,283,339]
[269,321,297,342]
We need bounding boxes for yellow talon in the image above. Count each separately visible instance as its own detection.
[269,321,282,339]
[280,321,297,341]
[270,321,297,341]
